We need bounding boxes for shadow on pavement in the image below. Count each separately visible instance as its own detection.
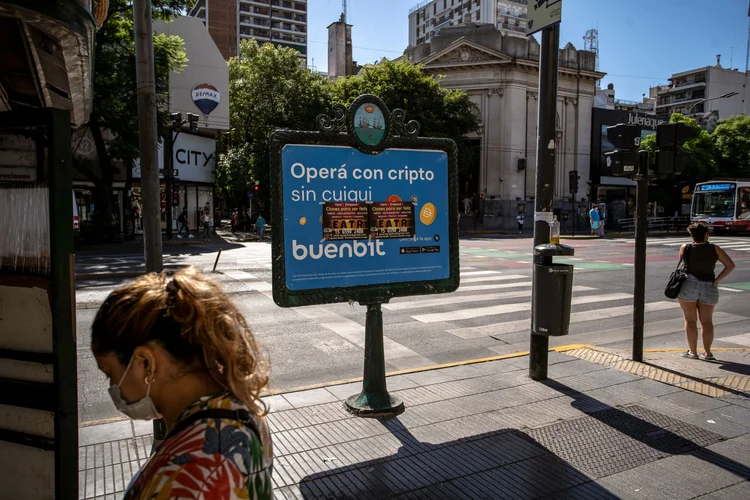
[543,379,750,482]
[296,417,617,499]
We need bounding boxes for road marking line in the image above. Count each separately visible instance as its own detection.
[413,292,633,323]
[460,270,503,276]
[383,286,596,311]
[461,274,528,283]
[222,270,273,292]
[718,333,750,347]
[294,307,435,370]
[719,286,744,293]
[455,282,532,292]
[446,301,679,339]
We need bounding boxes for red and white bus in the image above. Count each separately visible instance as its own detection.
[691,181,750,234]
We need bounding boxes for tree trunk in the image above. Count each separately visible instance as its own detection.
[89,121,115,228]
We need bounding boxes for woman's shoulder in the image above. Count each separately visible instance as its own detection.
[127,394,273,499]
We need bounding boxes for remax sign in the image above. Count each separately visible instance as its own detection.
[191,83,220,117]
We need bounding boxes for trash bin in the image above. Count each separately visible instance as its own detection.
[532,263,574,336]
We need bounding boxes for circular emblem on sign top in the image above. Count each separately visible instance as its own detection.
[353,102,386,146]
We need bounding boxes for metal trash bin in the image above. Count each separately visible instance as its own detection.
[532,263,574,336]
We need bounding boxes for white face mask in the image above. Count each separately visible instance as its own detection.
[108,356,162,421]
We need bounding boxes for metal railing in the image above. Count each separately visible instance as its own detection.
[616,216,691,233]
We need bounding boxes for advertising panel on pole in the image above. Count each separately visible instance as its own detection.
[526,0,562,36]
[270,95,459,308]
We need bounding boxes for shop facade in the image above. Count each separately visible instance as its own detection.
[131,133,217,234]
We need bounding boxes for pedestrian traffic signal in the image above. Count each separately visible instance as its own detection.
[655,123,697,175]
[604,124,641,177]
[568,170,580,194]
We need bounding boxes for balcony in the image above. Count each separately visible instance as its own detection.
[500,23,527,33]
[410,0,433,15]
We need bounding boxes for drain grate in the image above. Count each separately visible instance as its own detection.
[529,405,724,478]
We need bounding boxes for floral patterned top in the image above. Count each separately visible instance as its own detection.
[123,391,273,500]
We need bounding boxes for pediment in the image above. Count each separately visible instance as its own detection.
[419,38,512,68]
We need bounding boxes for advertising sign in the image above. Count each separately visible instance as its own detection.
[270,95,459,308]
[526,0,562,36]
[281,146,450,292]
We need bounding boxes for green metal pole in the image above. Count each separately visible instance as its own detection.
[345,303,404,417]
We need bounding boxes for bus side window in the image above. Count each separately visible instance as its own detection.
[741,188,750,219]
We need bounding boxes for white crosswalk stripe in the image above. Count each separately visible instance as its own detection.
[639,236,750,251]
[413,292,633,323]
[383,286,596,311]
[445,301,678,339]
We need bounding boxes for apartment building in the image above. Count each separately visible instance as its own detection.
[188,0,308,61]
[408,0,528,47]
[651,57,748,119]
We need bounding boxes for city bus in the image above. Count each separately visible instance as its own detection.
[691,181,750,234]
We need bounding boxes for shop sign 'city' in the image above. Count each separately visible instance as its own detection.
[175,148,214,167]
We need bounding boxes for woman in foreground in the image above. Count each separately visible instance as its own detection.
[92,267,273,499]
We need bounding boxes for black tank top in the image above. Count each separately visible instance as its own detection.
[687,243,718,282]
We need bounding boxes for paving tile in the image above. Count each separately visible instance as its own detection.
[281,388,339,408]
[695,481,750,499]
[597,453,748,500]
[79,420,133,446]
[400,369,455,386]
[431,363,486,380]
[323,381,362,401]
[263,394,295,412]
[384,374,420,391]
[656,390,735,413]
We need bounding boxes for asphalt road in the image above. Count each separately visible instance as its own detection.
[75,234,750,425]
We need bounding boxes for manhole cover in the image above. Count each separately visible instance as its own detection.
[528,405,725,478]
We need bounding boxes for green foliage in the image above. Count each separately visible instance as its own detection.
[713,114,750,179]
[217,39,331,195]
[331,60,481,175]
[76,0,188,225]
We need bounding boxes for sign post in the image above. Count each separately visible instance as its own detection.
[270,95,459,417]
[527,1,563,381]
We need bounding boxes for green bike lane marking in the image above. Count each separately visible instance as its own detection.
[721,282,750,291]
[459,248,629,271]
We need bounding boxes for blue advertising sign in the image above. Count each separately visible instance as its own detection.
[700,183,734,192]
[281,145,450,291]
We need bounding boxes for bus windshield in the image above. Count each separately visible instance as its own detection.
[692,190,736,218]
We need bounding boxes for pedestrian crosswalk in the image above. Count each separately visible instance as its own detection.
[635,236,750,252]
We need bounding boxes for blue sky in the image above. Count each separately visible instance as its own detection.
[307,0,750,101]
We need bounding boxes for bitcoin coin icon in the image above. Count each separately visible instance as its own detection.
[420,203,437,226]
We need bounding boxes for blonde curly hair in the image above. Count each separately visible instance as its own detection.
[91,267,270,417]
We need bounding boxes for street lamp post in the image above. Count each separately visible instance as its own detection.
[686,91,739,115]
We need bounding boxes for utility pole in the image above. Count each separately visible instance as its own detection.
[632,151,650,362]
[529,23,561,381]
[134,0,163,273]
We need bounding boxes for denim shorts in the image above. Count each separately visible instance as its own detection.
[678,275,719,305]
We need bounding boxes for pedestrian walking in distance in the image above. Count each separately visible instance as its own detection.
[463,196,471,216]
[516,213,524,234]
[202,210,211,242]
[588,203,600,236]
[256,214,266,240]
[678,223,735,360]
[91,268,273,499]
[176,208,192,239]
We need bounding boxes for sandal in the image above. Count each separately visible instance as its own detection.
[700,352,716,361]
[680,350,699,359]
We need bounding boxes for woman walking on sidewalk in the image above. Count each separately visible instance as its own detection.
[678,223,735,360]
[91,268,273,499]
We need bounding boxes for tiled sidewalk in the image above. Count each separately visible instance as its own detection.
[79,350,750,499]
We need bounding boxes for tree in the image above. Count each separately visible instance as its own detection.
[331,59,481,176]
[714,115,750,179]
[217,39,332,200]
[74,0,187,228]
[640,113,717,211]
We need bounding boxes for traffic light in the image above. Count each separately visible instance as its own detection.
[568,170,580,194]
[655,123,697,175]
[187,113,200,132]
[254,184,260,193]
[605,124,641,176]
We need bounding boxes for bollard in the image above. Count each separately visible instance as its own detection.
[213,248,222,272]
